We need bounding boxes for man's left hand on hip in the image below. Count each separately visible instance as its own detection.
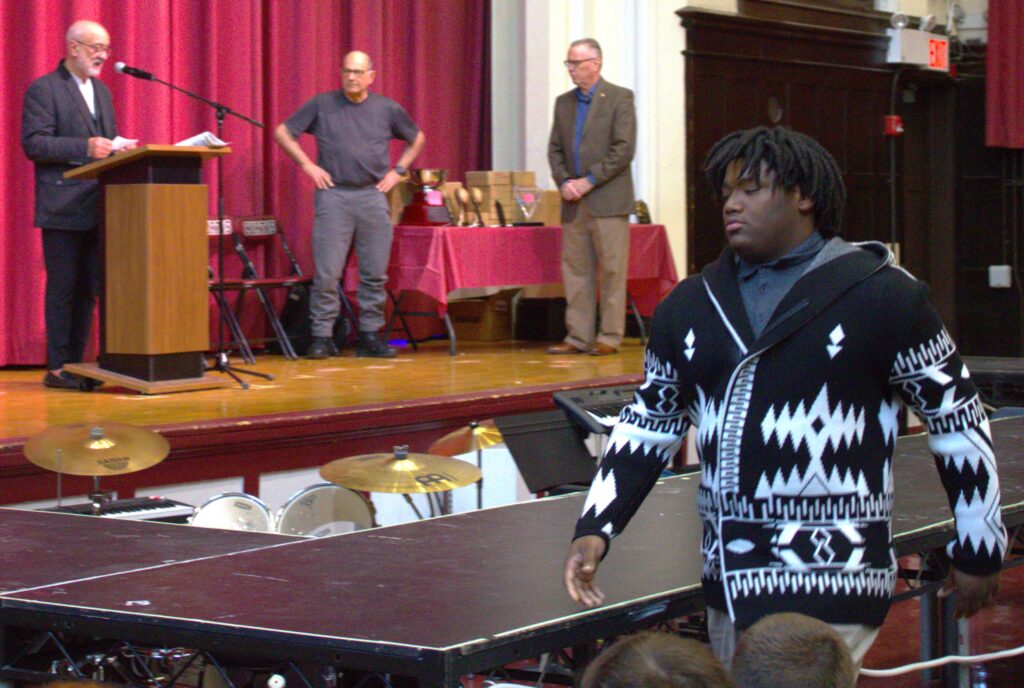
[376,169,403,193]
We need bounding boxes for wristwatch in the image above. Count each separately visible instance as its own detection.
[394,164,407,176]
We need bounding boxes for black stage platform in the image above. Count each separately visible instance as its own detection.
[1,420,1023,687]
[964,356,1024,409]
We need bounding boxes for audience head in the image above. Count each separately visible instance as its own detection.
[581,631,734,688]
[731,613,856,688]
[703,126,845,239]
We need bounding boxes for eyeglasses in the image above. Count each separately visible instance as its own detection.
[563,58,597,69]
[341,68,369,77]
[73,39,111,55]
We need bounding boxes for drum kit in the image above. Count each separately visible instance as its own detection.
[22,421,495,531]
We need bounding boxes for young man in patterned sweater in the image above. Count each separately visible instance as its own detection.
[564,126,1007,665]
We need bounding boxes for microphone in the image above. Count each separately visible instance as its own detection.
[114,62,154,80]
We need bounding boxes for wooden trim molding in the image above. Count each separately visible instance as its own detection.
[736,0,893,33]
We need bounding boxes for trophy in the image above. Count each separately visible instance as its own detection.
[400,169,452,226]
[513,185,543,226]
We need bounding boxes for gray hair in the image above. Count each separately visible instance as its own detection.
[569,38,602,59]
[66,20,106,44]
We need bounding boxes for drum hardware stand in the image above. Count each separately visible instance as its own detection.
[401,493,425,520]
[50,448,113,514]
[88,476,115,515]
[470,420,484,510]
[127,67,270,389]
[55,448,63,508]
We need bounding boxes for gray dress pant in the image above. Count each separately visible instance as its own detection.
[310,186,393,337]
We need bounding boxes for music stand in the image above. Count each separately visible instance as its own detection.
[493,411,597,493]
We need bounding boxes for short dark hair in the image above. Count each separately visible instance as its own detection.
[581,631,734,688]
[731,613,856,688]
[702,126,846,238]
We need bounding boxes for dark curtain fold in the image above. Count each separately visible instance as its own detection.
[0,0,490,365]
[985,0,1024,149]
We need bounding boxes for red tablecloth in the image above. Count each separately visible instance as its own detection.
[345,224,678,317]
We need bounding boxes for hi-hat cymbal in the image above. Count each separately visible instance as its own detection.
[428,419,503,457]
[24,423,171,476]
[320,447,482,494]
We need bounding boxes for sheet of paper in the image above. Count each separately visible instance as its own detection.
[174,131,229,148]
[111,136,139,151]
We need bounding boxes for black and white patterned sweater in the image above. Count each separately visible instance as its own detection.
[574,239,1007,629]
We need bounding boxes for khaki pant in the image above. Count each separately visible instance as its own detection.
[560,207,629,349]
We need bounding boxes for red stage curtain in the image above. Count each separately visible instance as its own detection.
[0,0,490,366]
[986,0,1024,149]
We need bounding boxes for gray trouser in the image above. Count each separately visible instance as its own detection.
[310,186,393,337]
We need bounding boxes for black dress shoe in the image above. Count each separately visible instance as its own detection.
[355,332,397,358]
[79,377,104,391]
[43,371,81,390]
[306,336,332,360]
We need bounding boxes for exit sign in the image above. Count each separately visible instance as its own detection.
[928,37,949,71]
[886,28,951,73]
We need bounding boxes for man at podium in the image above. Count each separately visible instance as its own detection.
[21,20,134,390]
[274,50,424,360]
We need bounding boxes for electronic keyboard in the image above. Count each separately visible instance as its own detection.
[553,384,637,435]
[43,496,194,524]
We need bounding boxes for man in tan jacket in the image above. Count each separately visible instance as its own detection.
[547,38,637,356]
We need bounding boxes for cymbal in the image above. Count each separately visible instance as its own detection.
[320,447,482,494]
[24,423,171,476]
[428,419,503,457]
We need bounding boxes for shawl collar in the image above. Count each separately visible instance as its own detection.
[702,240,890,354]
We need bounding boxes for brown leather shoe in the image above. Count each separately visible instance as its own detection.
[546,341,587,355]
[589,342,618,356]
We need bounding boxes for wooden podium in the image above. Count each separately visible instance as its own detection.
[63,145,232,394]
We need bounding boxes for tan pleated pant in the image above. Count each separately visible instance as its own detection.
[560,206,630,349]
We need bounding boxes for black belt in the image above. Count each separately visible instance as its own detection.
[333,182,377,190]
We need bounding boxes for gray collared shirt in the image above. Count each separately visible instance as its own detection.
[737,232,826,339]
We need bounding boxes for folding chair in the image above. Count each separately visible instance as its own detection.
[207,218,257,363]
[207,216,301,361]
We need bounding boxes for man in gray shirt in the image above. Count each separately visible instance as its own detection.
[274,50,425,359]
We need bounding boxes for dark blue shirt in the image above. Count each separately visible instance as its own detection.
[571,81,599,186]
[737,232,826,339]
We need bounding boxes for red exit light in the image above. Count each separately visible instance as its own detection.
[929,38,949,71]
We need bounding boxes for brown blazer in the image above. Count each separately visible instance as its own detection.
[548,78,636,221]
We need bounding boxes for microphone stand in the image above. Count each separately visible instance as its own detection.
[133,69,270,388]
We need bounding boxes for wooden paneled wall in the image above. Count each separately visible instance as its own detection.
[679,9,1018,354]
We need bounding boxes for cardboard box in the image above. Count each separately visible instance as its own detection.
[509,171,536,186]
[447,289,518,341]
[466,170,512,186]
[515,297,567,341]
[536,190,562,226]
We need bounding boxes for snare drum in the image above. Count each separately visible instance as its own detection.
[277,483,376,537]
[190,493,274,532]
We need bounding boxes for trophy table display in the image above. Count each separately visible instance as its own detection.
[399,168,452,226]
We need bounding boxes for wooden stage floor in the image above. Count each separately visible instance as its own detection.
[0,339,644,503]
